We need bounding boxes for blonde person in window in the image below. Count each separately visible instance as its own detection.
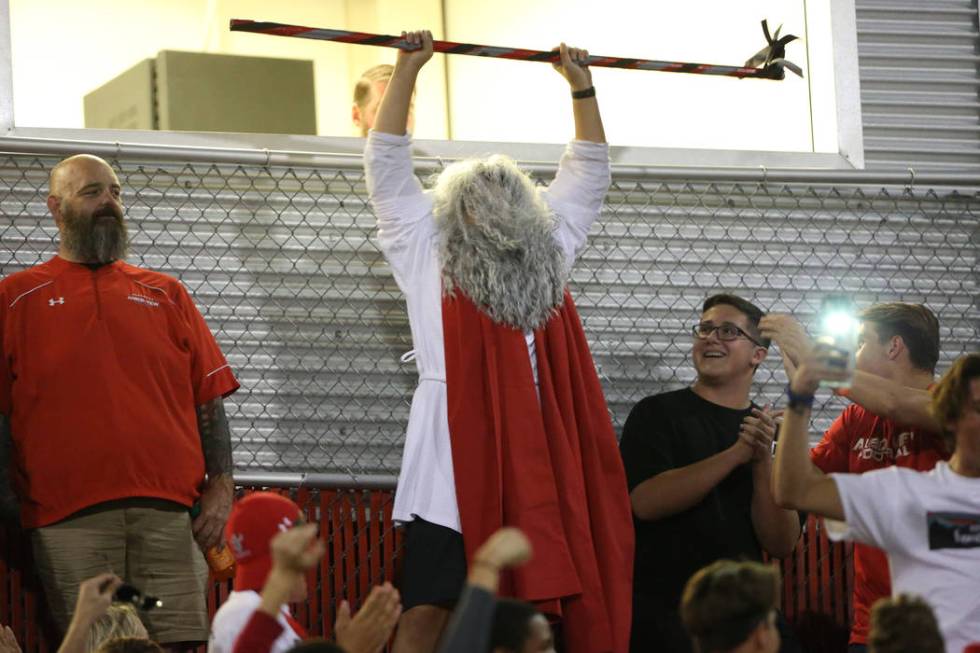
[365,29,633,653]
[352,64,414,137]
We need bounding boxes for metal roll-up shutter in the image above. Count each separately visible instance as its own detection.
[856,0,980,170]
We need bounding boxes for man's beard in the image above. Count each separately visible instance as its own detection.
[433,156,567,332]
[61,202,128,264]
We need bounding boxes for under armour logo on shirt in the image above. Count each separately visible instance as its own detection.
[48,297,65,306]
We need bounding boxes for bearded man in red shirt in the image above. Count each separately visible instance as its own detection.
[0,154,239,645]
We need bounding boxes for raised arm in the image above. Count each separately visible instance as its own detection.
[760,314,938,430]
[551,43,605,144]
[437,528,532,653]
[374,31,433,136]
[843,371,937,431]
[772,347,846,521]
[544,43,611,264]
[56,574,123,653]
[364,31,434,250]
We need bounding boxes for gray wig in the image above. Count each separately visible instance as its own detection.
[432,155,567,332]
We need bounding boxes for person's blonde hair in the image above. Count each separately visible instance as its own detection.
[85,605,148,653]
[352,64,394,110]
[95,638,163,653]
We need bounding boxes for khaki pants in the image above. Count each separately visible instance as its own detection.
[32,498,209,643]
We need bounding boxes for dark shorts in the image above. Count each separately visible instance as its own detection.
[398,517,467,611]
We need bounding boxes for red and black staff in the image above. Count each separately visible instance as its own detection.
[229,19,802,81]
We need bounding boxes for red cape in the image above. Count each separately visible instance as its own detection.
[443,289,634,653]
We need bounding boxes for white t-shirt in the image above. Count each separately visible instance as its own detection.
[364,131,610,533]
[829,462,980,653]
[209,590,302,653]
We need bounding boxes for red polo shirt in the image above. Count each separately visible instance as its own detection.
[810,402,948,645]
[0,256,239,528]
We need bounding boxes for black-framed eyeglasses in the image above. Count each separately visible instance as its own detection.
[692,322,765,347]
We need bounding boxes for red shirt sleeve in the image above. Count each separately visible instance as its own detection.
[0,293,10,416]
[172,282,239,404]
[232,610,285,653]
[810,406,853,473]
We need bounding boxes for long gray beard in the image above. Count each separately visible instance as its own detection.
[436,201,567,332]
[62,208,129,264]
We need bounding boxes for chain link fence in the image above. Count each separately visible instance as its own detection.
[1,149,977,478]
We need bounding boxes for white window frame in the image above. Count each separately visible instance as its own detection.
[0,0,864,169]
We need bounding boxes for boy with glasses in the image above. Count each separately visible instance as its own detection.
[619,294,801,653]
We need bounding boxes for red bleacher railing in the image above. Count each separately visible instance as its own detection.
[0,488,850,653]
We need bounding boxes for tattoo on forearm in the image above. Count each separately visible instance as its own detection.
[196,399,233,477]
[0,414,20,516]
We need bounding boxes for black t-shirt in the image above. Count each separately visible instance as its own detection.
[619,387,762,609]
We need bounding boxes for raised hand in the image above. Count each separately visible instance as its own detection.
[473,527,533,570]
[375,30,432,135]
[269,523,326,575]
[397,30,434,73]
[335,583,402,653]
[551,42,593,91]
[791,342,851,397]
[759,314,813,378]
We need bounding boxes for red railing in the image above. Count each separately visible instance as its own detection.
[769,516,853,652]
[0,488,850,652]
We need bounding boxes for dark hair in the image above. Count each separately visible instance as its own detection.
[858,303,940,373]
[930,352,980,454]
[490,598,538,652]
[702,294,771,348]
[868,594,944,653]
[680,560,780,653]
[286,639,347,653]
[95,638,164,653]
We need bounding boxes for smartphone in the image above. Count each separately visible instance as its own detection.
[815,294,859,389]
[114,583,163,611]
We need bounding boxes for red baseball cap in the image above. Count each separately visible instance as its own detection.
[224,492,304,592]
